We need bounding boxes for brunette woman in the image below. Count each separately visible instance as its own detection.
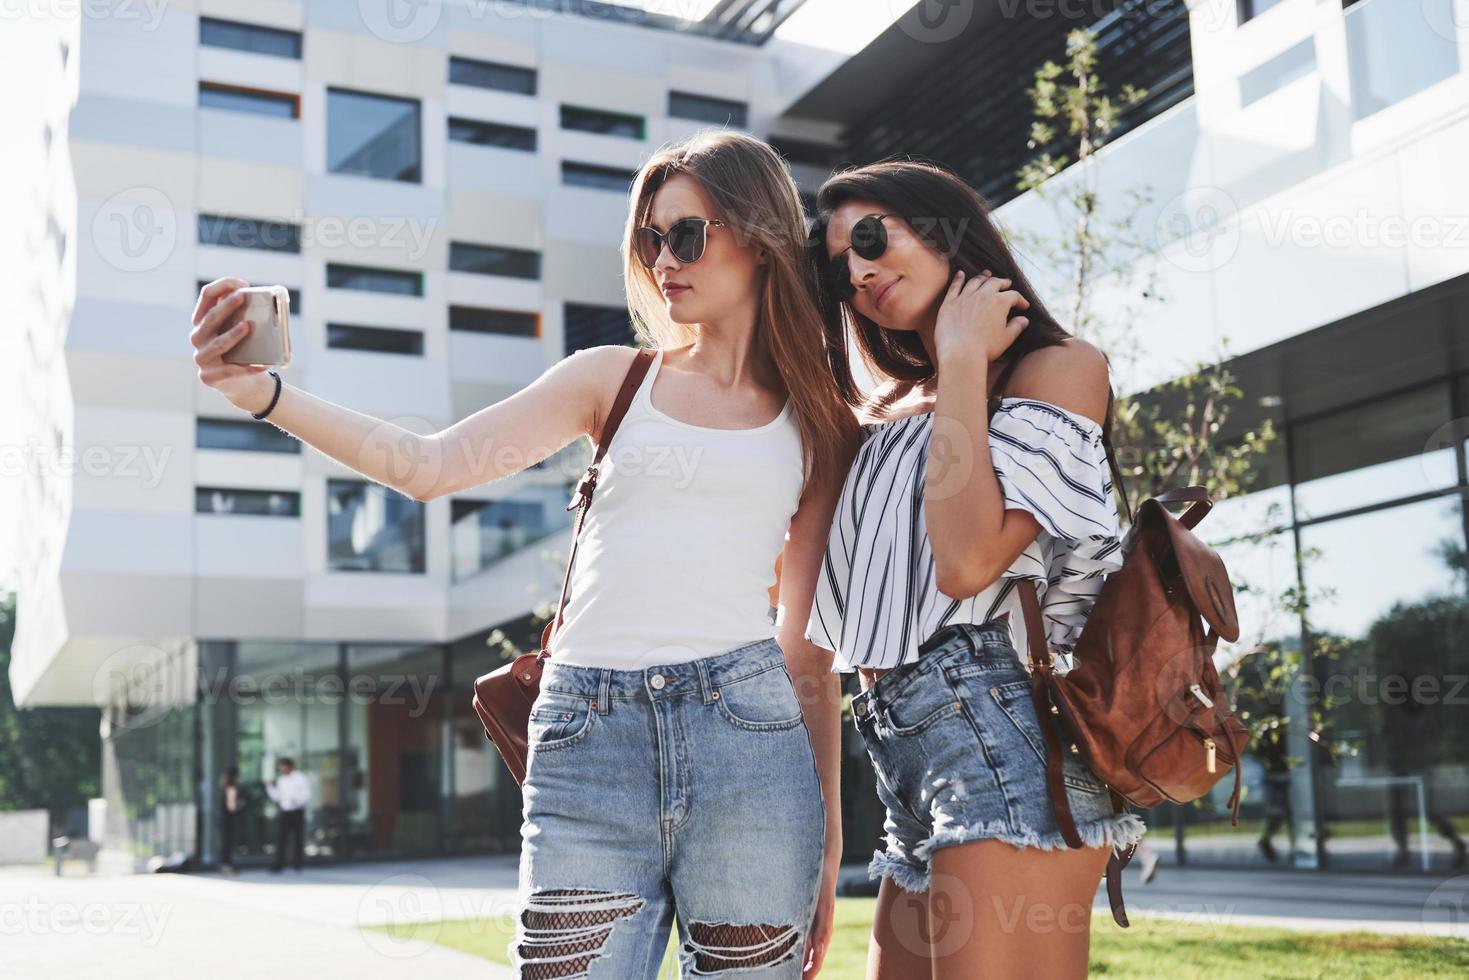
[805,160,1145,979]
[190,130,856,978]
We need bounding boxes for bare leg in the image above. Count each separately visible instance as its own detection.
[929,840,1110,980]
[867,876,935,980]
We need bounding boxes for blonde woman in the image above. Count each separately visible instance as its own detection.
[190,131,856,978]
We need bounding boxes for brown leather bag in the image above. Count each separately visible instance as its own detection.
[470,348,656,785]
[989,367,1246,927]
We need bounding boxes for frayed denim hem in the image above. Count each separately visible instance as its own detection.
[867,849,930,894]
[912,811,1147,864]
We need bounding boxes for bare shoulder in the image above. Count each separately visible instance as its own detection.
[570,344,650,444]
[1007,337,1110,426]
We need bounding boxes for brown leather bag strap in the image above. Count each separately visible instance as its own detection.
[1018,581,1084,850]
[539,347,657,660]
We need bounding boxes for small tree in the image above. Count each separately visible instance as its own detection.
[1014,28,1343,772]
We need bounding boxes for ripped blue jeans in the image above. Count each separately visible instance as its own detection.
[511,636,825,978]
[851,620,1145,894]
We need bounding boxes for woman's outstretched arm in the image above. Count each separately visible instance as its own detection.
[191,277,627,502]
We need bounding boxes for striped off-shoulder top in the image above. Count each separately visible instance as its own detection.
[804,397,1124,674]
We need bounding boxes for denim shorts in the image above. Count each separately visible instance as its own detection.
[512,636,825,979]
[851,620,1146,894]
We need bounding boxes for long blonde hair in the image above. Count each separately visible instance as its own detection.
[622,129,858,497]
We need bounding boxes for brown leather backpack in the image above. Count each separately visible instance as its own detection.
[470,348,655,785]
[990,368,1247,927]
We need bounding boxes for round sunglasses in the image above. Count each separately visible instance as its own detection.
[635,217,726,269]
[827,213,893,302]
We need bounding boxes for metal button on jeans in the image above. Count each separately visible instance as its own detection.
[650,674,666,689]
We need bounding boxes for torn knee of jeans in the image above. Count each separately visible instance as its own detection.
[682,920,804,976]
[515,888,644,980]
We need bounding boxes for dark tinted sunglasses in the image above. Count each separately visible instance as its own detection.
[827,213,891,302]
[635,217,726,269]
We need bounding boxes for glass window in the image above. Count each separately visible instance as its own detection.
[560,104,644,140]
[197,214,301,253]
[1239,39,1317,107]
[326,479,425,573]
[449,306,538,337]
[1237,0,1287,22]
[563,303,633,355]
[344,644,447,857]
[1300,496,1469,871]
[1346,0,1461,119]
[448,56,536,95]
[447,117,537,150]
[326,324,424,355]
[450,487,575,581]
[448,242,541,279]
[199,17,302,58]
[197,417,301,454]
[327,88,421,182]
[668,91,748,128]
[225,642,345,863]
[1291,383,1456,520]
[195,487,300,517]
[198,82,298,119]
[561,161,633,193]
[325,263,422,296]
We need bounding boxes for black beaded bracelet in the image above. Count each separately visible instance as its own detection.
[253,370,283,421]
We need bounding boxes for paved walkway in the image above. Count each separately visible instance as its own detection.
[2,856,1464,979]
[0,858,522,979]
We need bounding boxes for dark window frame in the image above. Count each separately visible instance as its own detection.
[326,323,425,356]
[448,56,537,95]
[447,116,538,151]
[198,81,300,119]
[197,213,301,253]
[195,486,301,517]
[448,242,542,279]
[560,104,645,140]
[668,91,749,128]
[196,417,302,454]
[449,306,540,338]
[199,17,302,59]
[325,263,424,297]
[326,86,423,183]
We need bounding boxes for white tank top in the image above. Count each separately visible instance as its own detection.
[547,347,806,669]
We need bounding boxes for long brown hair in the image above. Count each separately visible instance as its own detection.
[808,159,1080,418]
[623,130,859,497]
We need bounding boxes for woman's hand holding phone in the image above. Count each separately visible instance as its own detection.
[191,278,275,414]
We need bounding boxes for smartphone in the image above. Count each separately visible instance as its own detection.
[221,285,292,368]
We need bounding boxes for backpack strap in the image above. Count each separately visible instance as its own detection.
[995,351,1137,928]
[538,347,656,661]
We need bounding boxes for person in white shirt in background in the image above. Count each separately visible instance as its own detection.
[265,757,310,873]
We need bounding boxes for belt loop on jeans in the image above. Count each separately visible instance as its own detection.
[694,656,715,705]
[596,669,611,715]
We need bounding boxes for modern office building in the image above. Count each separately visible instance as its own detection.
[4,0,891,870]
[11,0,1467,875]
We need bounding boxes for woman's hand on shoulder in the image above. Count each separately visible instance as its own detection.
[934,268,1031,367]
[1003,337,1110,425]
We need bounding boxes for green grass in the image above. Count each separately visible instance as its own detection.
[365,897,1469,978]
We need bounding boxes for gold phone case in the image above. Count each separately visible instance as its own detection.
[221,285,292,368]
